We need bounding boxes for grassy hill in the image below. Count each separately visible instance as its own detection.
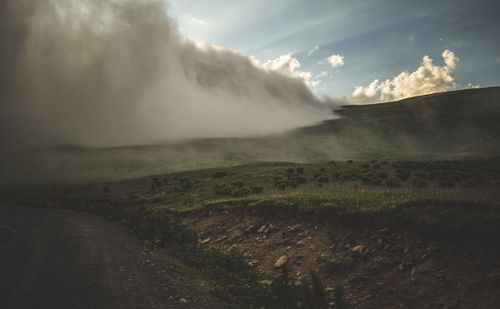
[295,87,500,159]
[1,87,499,185]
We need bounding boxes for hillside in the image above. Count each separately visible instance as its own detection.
[295,87,500,159]
[1,87,499,185]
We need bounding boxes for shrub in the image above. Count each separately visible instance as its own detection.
[287,174,307,188]
[231,181,245,188]
[250,186,263,194]
[396,169,410,181]
[178,177,193,189]
[212,171,228,178]
[214,184,232,196]
[412,179,428,188]
[297,167,304,174]
[232,187,251,198]
[286,168,295,174]
[314,173,329,183]
[377,172,388,179]
[386,178,400,188]
[274,182,286,191]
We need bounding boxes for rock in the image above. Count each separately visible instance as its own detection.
[244,225,255,234]
[377,238,383,245]
[398,264,404,271]
[180,298,188,304]
[329,244,336,250]
[297,239,306,246]
[248,259,260,267]
[324,287,334,292]
[259,280,273,286]
[258,225,267,233]
[215,235,227,243]
[274,255,289,268]
[352,245,365,254]
[200,237,211,244]
[411,267,416,277]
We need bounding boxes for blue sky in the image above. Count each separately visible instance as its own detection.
[168,0,500,100]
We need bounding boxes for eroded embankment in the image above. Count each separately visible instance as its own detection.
[181,202,500,308]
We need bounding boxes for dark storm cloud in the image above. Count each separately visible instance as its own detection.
[0,0,334,151]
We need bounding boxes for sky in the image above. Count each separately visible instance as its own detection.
[169,0,500,102]
[1,0,499,150]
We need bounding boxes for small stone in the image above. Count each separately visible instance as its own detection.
[324,287,334,292]
[259,280,272,286]
[352,245,365,254]
[274,255,289,268]
[398,264,404,271]
[258,225,267,233]
[200,237,211,244]
[411,267,416,277]
[248,259,260,267]
[180,298,188,304]
[215,236,227,243]
[377,238,383,245]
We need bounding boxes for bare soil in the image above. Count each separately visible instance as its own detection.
[0,202,224,309]
[182,205,500,308]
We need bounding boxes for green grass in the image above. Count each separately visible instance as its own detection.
[9,157,500,306]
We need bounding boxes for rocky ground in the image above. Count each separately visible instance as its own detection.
[182,206,500,308]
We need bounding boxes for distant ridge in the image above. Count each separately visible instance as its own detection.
[295,87,500,158]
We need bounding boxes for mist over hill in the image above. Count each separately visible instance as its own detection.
[1,87,499,185]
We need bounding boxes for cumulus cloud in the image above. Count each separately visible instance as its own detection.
[467,83,480,89]
[0,0,334,151]
[346,50,460,104]
[307,45,319,57]
[327,54,344,68]
[262,54,321,87]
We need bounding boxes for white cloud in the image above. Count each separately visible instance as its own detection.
[316,71,328,78]
[307,45,319,57]
[262,53,320,87]
[189,17,205,25]
[467,83,480,89]
[327,54,344,68]
[346,49,461,104]
[409,35,414,41]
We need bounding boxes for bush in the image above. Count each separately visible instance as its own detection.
[297,167,304,174]
[412,179,428,188]
[314,173,329,183]
[178,177,193,189]
[250,186,263,194]
[287,174,307,188]
[232,187,251,198]
[396,169,410,181]
[212,171,228,178]
[386,178,400,188]
[231,181,245,188]
[214,184,232,196]
[286,168,295,174]
[377,172,388,179]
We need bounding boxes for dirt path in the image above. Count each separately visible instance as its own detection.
[0,202,223,309]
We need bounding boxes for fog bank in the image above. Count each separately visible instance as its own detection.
[0,0,334,151]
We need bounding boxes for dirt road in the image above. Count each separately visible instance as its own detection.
[0,203,222,309]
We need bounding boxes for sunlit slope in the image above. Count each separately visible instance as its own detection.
[296,87,500,158]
